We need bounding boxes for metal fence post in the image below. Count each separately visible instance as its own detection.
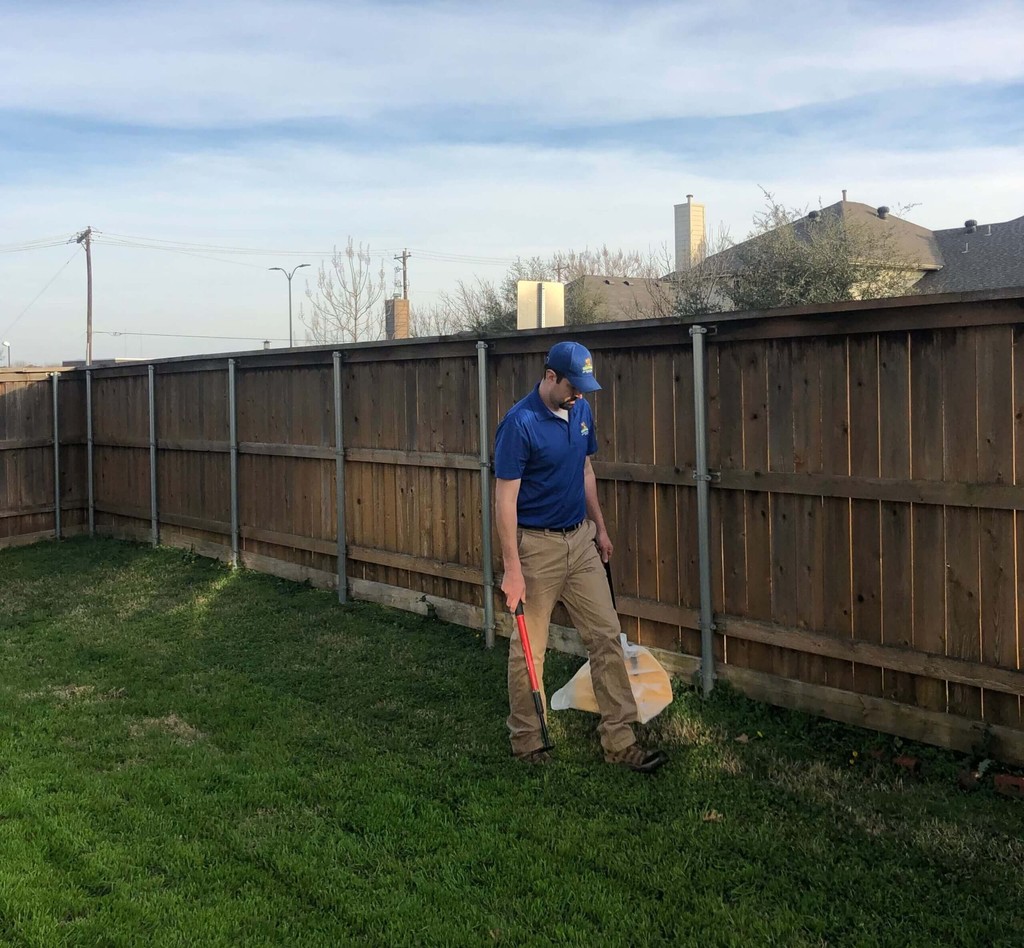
[690,325,716,695]
[477,341,495,649]
[333,351,348,604]
[86,368,95,537]
[51,372,61,540]
[228,359,239,568]
[148,364,158,547]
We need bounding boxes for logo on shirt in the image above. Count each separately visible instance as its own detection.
[580,421,589,436]
[581,357,593,375]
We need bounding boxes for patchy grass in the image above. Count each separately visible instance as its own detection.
[1,537,1022,946]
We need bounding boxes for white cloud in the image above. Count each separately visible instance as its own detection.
[1,1,1023,126]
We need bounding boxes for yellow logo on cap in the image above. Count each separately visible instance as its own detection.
[581,357,593,375]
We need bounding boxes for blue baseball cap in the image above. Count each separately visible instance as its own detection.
[545,341,601,393]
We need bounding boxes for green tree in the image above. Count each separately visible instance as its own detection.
[725,193,921,312]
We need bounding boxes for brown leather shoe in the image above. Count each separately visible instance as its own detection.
[604,743,668,773]
[515,747,554,765]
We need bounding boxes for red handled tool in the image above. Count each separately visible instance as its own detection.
[514,601,553,751]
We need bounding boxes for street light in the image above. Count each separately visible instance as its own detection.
[268,264,310,347]
[2,340,10,368]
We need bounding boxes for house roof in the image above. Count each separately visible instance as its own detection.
[567,275,671,319]
[701,201,943,273]
[667,200,1022,297]
[914,215,1024,294]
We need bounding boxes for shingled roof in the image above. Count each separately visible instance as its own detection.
[699,201,943,274]
[566,275,672,320]
[668,200,1022,297]
[914,215,1024,294]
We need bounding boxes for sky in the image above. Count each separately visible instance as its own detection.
[1,0,1023,365]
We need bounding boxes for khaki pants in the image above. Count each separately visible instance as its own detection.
[507,520,638,755]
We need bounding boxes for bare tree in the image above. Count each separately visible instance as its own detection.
[409,297,476,338]
[409,244,683,335]
[672,224,735,318]
[550,245,651,281]
[301,238,387,344]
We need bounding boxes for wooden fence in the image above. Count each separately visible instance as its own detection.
[0,368,87,547]
[2,287,1023,763]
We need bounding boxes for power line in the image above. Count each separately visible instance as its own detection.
[0,234,77,254]
[91,231,517,266]
[0,248,82,340]
[94,236,271,269]
[5,229,521,267]
[96,330,291,342]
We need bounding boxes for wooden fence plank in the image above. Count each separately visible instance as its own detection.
[1015,325,1024,725]
[740,342,773,672]
[848,335,883,697]
[877,333,915,703]
[943,329,983,719]
[716,343,747,668]
[767,340,801,682]
[976,326,1019,726]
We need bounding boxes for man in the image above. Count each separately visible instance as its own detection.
[494,341,668,773]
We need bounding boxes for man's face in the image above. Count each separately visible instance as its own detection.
[553,375,583,410]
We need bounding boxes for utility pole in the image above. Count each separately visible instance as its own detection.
[393,249,411,299]
[554,262,566,282]
[75,227,93,365]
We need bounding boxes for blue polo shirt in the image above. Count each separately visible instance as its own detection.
[494,384,598,529]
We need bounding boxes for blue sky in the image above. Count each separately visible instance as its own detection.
[2,0,1023,363]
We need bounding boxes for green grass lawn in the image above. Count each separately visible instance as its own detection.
[1,538,1022,947]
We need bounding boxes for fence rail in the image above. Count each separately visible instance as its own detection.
[2,287,1023,762]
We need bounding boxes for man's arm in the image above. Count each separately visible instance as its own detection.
[495,477,525,611]
[584,456,613,563]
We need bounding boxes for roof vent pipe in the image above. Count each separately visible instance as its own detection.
[842,189,847,201]
[877,206,890,219]
[965,219,977,233]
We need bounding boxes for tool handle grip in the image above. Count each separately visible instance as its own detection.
[514,604,541,694]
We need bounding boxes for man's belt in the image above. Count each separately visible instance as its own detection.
[519,521,585,535]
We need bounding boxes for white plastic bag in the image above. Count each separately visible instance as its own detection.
[550,634,673,724]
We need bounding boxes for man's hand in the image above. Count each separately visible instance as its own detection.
[501,566,527,612]
[595,527,614,563]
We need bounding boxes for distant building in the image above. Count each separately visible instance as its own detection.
[557,195,1023,324]
[914,215,1024,294]
[674,194,706,272]
[563,275,675,322]
[670,197,1024,298]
